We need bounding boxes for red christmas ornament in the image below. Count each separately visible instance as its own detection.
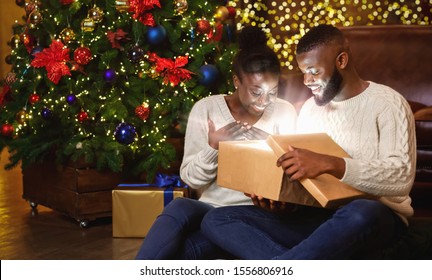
[20,32,34,52]
[28,93,40,104]
[135,103,150,120]
[227,6,236,19]
[74,47,92,65]
[1,85,11,106]
[5,72,17,85]
[208,22,223,42]
[196,19,211,35]
[1,123,14,137]
[77,111,89,122]
[60,0,75,5]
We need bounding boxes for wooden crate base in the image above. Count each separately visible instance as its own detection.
[22,160,123,227]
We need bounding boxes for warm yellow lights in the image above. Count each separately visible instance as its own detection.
[234,0,431,70]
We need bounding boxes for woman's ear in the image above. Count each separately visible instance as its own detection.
[336,52,348,70]
[233,75,240,89]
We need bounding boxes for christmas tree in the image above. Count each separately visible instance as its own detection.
[0,0,238,181]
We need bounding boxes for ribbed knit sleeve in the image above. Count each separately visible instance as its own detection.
[180,97,220,189]
[341,96,416,197]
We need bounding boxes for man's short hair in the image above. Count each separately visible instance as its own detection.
[296,24,345,54]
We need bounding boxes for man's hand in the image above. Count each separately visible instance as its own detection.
[276,145,345,180]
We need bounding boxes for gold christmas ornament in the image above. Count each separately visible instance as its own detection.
[147,66,159,79]
[214,6,229,22]
[81,18,96,32]
[88,6,104,23]
[16,110,28,125]
[115,0,130,12]
[60,27,76,43]
[28,9,43,28]
[10,34,21,49]
[174,0,188,14]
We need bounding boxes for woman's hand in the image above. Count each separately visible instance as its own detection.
[246,193,297,214]
[208,119,247,149]
[251,194,286,212]
[242,126,270,140]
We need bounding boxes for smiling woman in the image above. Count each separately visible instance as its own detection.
[134,25,298,260]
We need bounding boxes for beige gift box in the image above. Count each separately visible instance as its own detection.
[217,133,368,208]
[112,186,188,237]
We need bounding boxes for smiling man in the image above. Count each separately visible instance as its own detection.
[201,24,417,259]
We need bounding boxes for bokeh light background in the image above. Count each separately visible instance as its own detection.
[231,0,431,71]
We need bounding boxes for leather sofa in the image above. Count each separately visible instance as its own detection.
[278,25,432,218]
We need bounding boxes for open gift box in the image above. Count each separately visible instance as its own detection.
[217,133,368,208]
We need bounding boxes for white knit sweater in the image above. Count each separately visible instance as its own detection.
[297,82,416,223]
[180,94,297,207]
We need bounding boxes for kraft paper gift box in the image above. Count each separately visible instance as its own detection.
[217,133,368,208]
[112,176,189,238]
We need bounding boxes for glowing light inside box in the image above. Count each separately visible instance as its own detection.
[232,140,272,151]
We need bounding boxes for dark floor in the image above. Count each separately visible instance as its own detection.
[0,149,143,260]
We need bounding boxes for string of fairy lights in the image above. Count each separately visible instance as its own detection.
[231,0,431,70]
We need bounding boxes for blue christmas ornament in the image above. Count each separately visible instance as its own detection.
[114,122,137,145]
[147,25,167,45]
[103,68,116,83]
[66,94,77,105]
[199,64,219,87]
[41,108,53,120]
[30,46,43,58]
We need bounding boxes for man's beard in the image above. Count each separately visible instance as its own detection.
[314,67,343,106]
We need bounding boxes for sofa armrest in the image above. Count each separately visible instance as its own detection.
[414,107,432,149]
[414,106,432,121]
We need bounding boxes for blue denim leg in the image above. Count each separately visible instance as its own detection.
[135,197,217,259]
[202,204,334,259]
[181,230,235,260]
[202,199,406,259]
[276,199,407,259]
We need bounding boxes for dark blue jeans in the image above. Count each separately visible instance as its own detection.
[135,197,231,259]
[201,199,407,259]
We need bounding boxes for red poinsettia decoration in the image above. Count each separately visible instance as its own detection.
[107,28,130,49]
[30,40,71,84]
[128,0,161,26]
[147,52,194,86]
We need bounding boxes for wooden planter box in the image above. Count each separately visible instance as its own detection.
[22,160,123,228]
